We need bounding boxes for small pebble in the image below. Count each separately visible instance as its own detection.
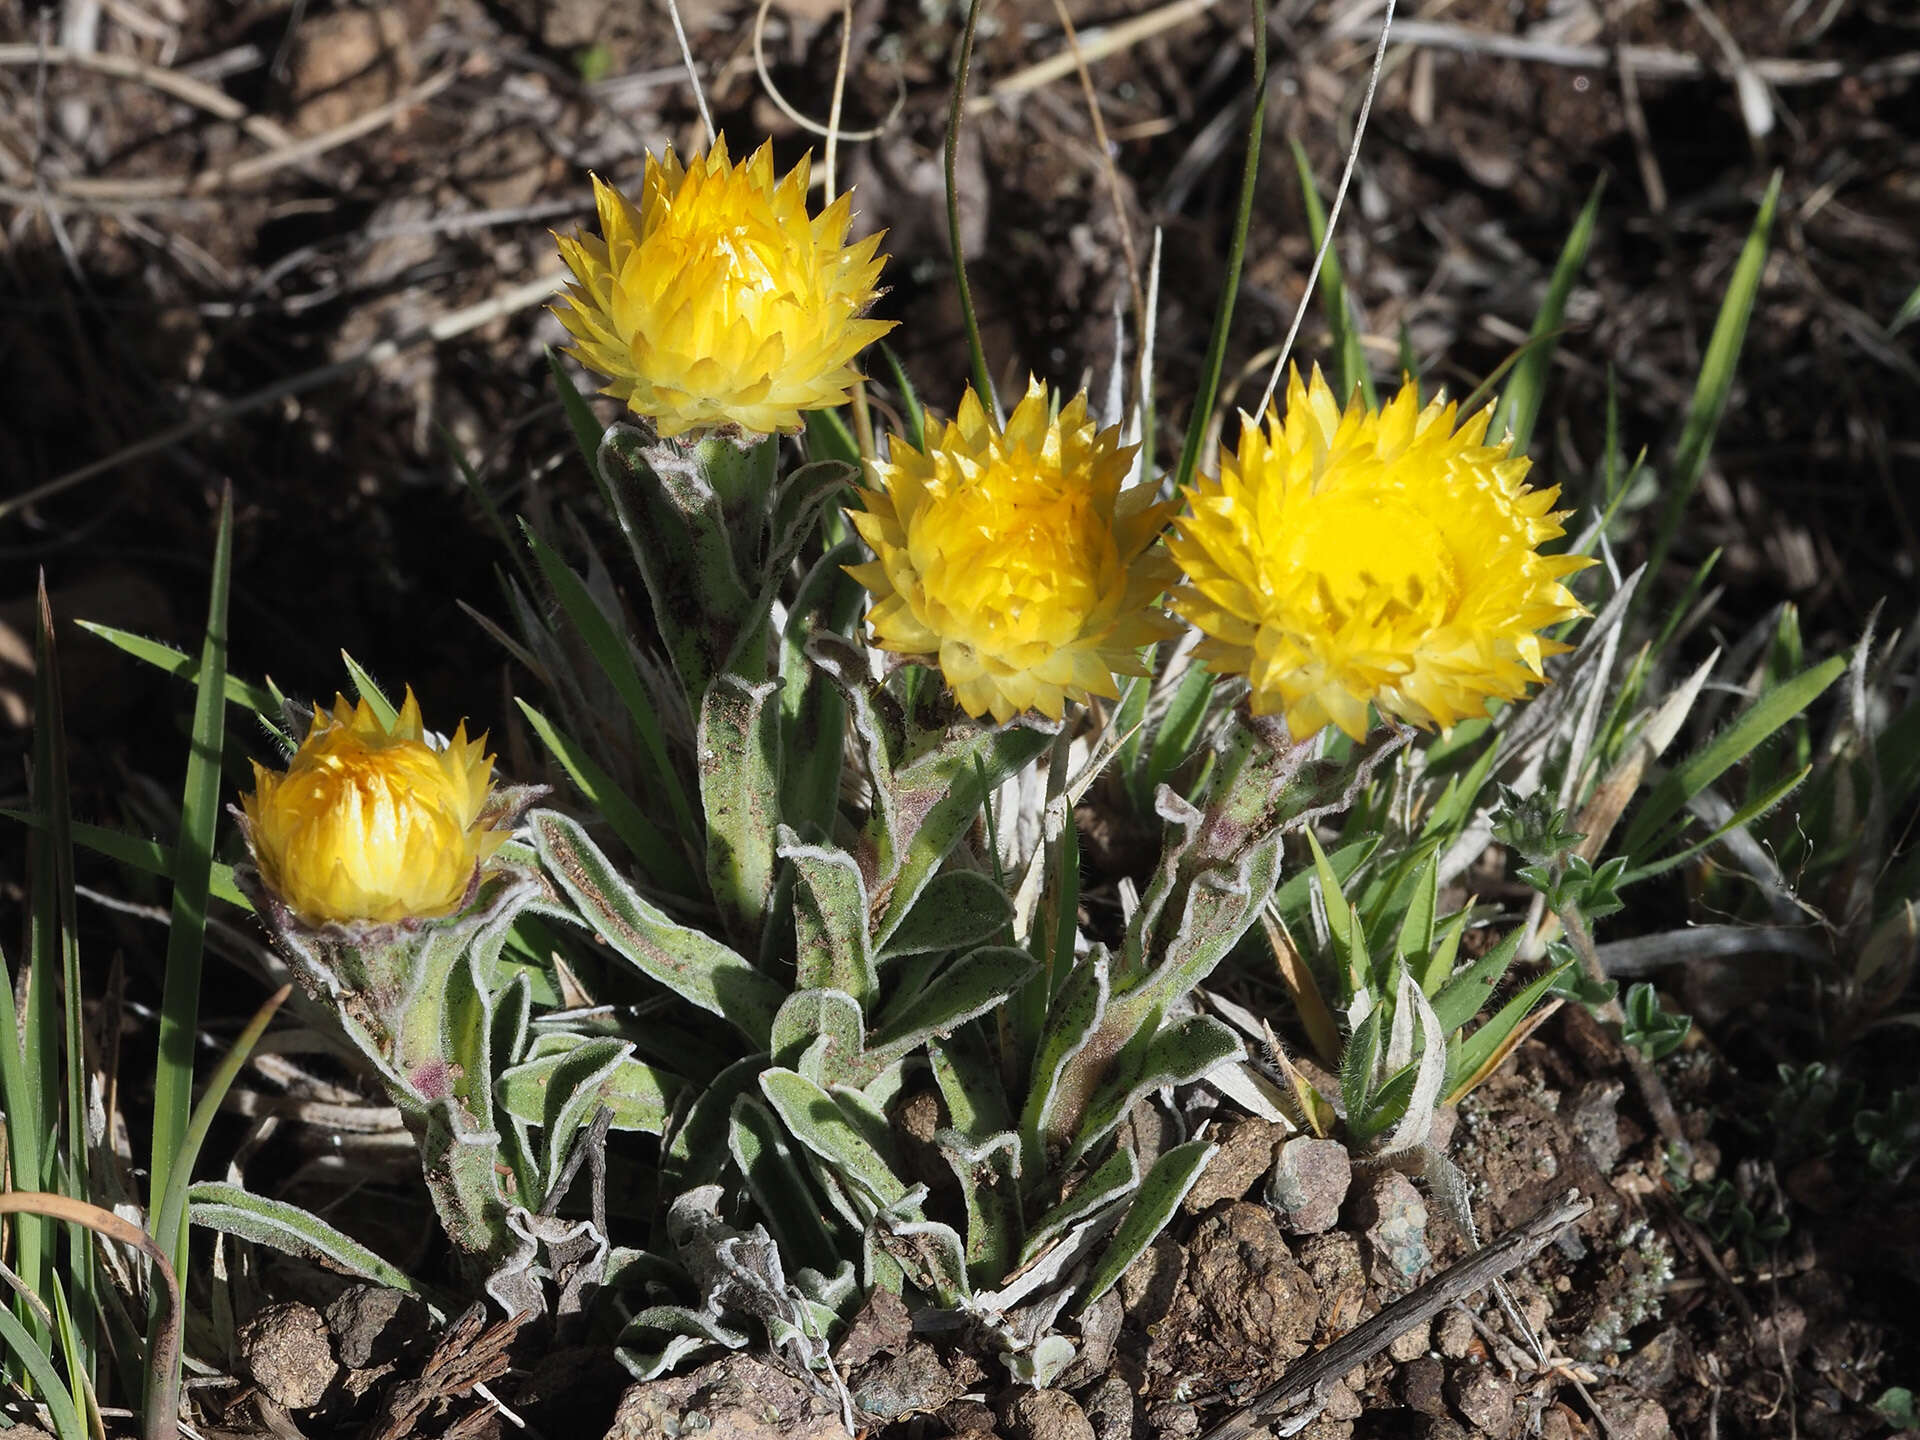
[1435,1308,1476,1359]
[1389,1317,1432,1362]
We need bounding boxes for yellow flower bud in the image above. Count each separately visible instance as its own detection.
[846,378,1182,724]
[1168,366,1595,742]
[242,689,507,925]
[552,138,896,438]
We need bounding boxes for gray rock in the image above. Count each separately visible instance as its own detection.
[1618,1326,1682,1390]
[1351,1171,1431,1288]
[1397,1357,1448,1415]
[1059,1288,1124,1389]
[1389,1316,1432,1362]
[1003,1388,1096,1440]
[1568,1080,1626,1174]
[237,1302,337,1410]
[1082,1373,1134,1440]
[1415,1419,1471,1440]
[1434,1307,1475,1360]
[324,1284,425,1370]
[1184,1117,1286,1213]
[1268,1137,1352,1234]
[1448,1365,1518,1439]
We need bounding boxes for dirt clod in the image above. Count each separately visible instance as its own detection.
[1144,1400,1198,1438]
[607,1353,844,1440]
[1594,1388,1670,1440]
[1388,1316,1432,1363]
[1296,1230,1368,1341]
[1180,1202,1319,1362]
[1269,1136,1353,1235]
[1002,1387,1096,1440]
[854,1340,962,1421]
[835,1286,913,1370]
[936,1397,998,1434]
[1448,1364,1518,1439]
[1184,1117,1285,1213]
[238,1301,337,1411]
[1120,1235,1186,1328]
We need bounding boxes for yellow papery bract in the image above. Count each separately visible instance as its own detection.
[551,138,896,438]
[242,689,507,926]
[1168,366,1594,742]
[847,378,1182,724]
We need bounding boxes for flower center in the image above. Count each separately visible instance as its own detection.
[912,456,1118,655]
[1280,489,1460,633]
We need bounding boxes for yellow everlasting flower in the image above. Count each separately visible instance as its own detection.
[1168,367,1593,741]
[552,138,895,438]
[242,690,507,926]
[847,379,1181,723]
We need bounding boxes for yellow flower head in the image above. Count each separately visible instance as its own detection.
[242,689,507,926]
[1168,366,1594,741]
[552,138,895,438]
[847,378,1182,724]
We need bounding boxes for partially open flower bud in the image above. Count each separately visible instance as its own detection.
[242,689,507,925]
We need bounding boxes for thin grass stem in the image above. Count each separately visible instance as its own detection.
[945,0,997,410]
[1170,0,1267,498]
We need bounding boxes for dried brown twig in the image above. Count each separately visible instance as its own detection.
[1198,1192,1595,1440]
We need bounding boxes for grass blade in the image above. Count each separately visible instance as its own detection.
[32,581,93,1377]
[515,698,696,893]
[148,488,233,1261]
[1493,176,1603,455]
[547,347,607,473]
[1169,0,1268,497]
[1291,137,1375,409]
[0,1301,83,1440]
[944,0,996,408]
[1889,282,1920,336]
[1620,654,1845,860]
[150,987,291,1287]
[73,623,279,719]
[1646,171,1781,583]
[0,817,251,911]
[520,521,698,840]
[0,929,50,1351]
